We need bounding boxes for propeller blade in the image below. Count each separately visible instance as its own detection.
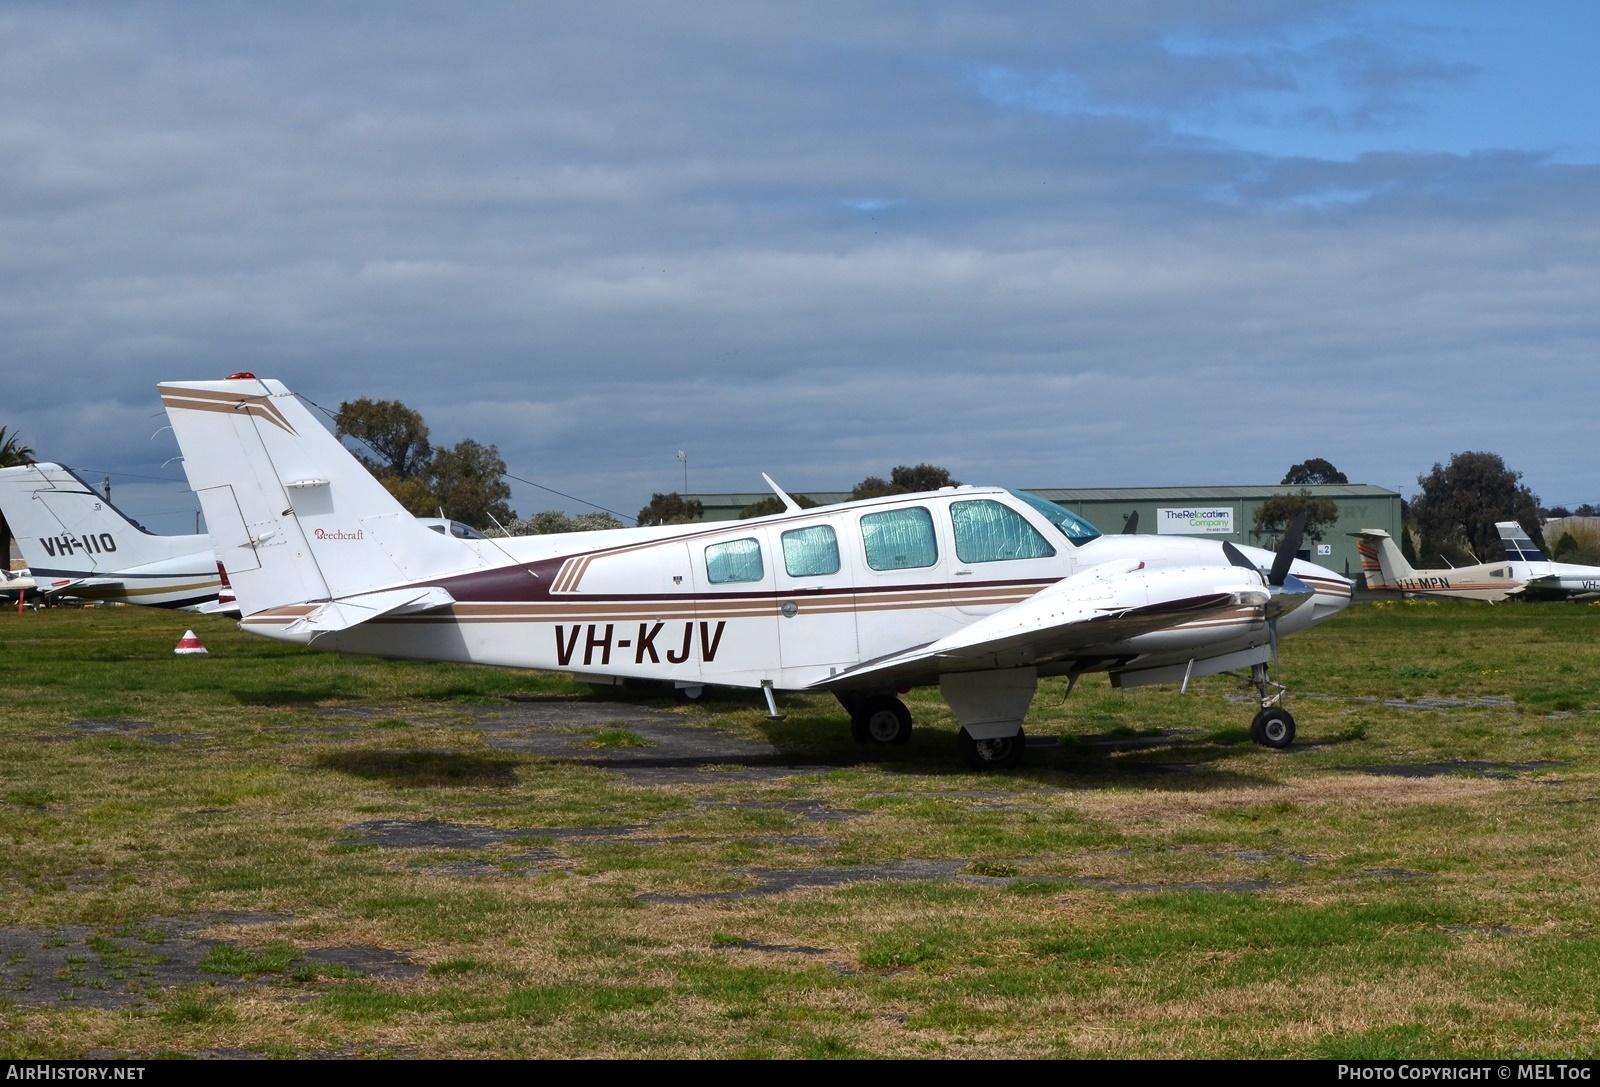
[1221,541,1257,571]
[1122,510,1139,534]
[1269,512,1310,587]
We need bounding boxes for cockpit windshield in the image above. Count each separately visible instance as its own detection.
[1010,490,1102,545]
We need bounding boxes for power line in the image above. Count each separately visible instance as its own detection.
[300,394,636,524]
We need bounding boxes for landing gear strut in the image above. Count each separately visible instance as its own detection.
[1246,661,1295,749]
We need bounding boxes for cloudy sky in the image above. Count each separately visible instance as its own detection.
[4,1,1598,532]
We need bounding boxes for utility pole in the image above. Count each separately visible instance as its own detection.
[677,450,688,494]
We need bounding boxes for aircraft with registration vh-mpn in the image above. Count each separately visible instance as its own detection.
[1352,522,1600,603]
[160,375,1353,769]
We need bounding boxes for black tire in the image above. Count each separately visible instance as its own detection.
[957,726,1026,770]
[1250,707,1295,749]
[675,684,708,703]
[849,694,912,745]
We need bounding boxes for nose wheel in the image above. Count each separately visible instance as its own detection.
[1250,706,1295,748]
[1246,661,1295,748]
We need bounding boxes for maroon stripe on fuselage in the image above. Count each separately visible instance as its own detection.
[431,560,1060,608]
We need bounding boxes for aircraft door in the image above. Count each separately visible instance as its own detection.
[853,503,961,661]
[768,518,859,682]
[691,531,780,688]
[947,497,1067,617]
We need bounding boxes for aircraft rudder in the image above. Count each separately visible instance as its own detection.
[1348,528,1413,587]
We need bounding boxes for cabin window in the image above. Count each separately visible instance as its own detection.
[951,499,1056,563]
[861,507,938,571]
[782,525,840,577]
[705,537,765,584]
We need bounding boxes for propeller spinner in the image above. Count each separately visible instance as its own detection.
[1223,512,1315,621]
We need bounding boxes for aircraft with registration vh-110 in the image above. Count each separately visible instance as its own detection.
[159,374,1353,769]
[0,461,233,612]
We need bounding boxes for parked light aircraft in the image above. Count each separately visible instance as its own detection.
[1495,521,1600,600]
[0,568,37,603]
[0,462,497,612]
[0,462,232,611]
[1353,523,1600,603]
[160,375,1353,768]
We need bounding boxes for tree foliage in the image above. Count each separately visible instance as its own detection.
[335,399,432,480]
[637,492,703,526]
[738,493,820,519]
[497,510,624,536]
[1553,528,1600,565]
[1411,451,1542,564]
[334,398,514,529]
[1253,489,1340,543]
[849,463,959,501]
[426,439,516,529]
[1281,458,1348,486]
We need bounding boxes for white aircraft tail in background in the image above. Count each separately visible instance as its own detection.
[0,462,229,611]
[1495,521,1600,600]
[162,374,1352,768]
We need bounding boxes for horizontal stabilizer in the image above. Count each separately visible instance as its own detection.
[285,586,456,635]
[41,577,124,594]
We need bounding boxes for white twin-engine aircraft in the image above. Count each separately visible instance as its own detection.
[160,375,1352,769]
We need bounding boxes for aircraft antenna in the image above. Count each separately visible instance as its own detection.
[761,473,803,514]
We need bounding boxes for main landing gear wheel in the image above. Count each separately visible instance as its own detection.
[1250,707,1295,749]
[849,694,912,745]
[675,684,708,703]
[958,727,1026,771]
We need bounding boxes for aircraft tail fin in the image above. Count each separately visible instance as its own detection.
[1496,521,1546,562]
[1348,528,1412,589]
[0,462,210,579]
[159,376,489,616]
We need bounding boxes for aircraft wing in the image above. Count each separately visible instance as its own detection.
[284,586,456,635]
[811,562,1268,691]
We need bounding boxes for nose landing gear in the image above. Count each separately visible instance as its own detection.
[1246,661,1295,749]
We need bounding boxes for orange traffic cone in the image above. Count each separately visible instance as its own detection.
[174,629,208,656]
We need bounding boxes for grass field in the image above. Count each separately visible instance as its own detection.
[2,599,1599,1058]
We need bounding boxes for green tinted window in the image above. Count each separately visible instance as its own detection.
[1010,490,1102,544]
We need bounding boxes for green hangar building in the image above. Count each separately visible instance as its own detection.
[688,484,1402,581]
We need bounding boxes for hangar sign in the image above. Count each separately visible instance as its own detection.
[1157,507,1234,536]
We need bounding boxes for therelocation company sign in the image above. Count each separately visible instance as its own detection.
[1157,507,1235,535]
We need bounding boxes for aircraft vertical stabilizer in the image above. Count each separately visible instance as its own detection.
[0,463,206,575]
[1349,528,1413,589]
[0,462,223,608]
[159,376,488,616]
